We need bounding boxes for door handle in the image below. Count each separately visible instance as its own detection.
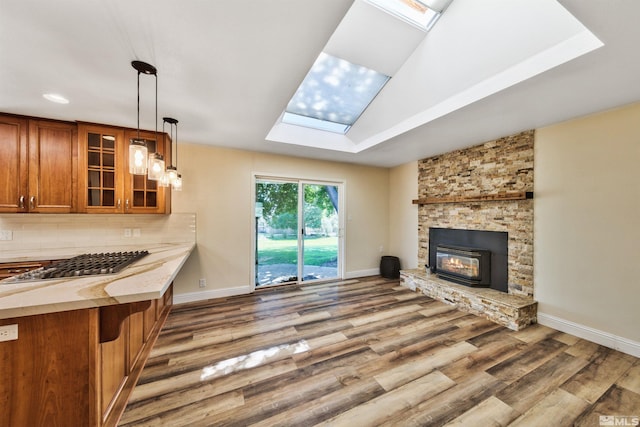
[18,195,25,209]
[125,199,130,211]
[117,199,122,210]
[29,196,36,210]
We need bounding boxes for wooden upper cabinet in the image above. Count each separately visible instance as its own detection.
[78,125,171,214]
[0,115,77,213]
[0,115,28,212]
[123,129,171,214]
[2,114,170,215]
[28,120,78,213]
[78,123,126,213]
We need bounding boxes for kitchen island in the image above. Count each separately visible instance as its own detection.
[0,243,194,427]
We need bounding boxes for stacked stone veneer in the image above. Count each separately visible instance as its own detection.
[418,130,534,297]
[400,131,536,330]
[401,269,537,330]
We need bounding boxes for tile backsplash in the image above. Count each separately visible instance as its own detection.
[0,213,196,253]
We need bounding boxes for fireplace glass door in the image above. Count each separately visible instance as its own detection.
[437,249,480,280]
[435,245,491,286]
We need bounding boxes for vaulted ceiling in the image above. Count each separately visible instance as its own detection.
[1,0,639,167]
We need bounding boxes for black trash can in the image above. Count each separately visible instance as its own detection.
[380,256,400,279]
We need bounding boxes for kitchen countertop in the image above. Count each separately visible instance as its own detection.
[0,243,195,320]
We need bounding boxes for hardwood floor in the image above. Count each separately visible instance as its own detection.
[119,277,640,426]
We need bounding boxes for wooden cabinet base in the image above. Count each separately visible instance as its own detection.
[0,309,101,426]
[0,284,172,427]
[102,297,171,427]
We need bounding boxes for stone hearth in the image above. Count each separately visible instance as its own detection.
[401,269,537,331]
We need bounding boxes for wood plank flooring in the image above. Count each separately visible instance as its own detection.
[119,276,640,426]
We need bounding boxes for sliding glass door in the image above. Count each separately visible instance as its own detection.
[301,183,339,281]
[255,178,342,287]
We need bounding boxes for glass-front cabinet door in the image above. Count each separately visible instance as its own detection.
[78,124,170,214]
[79,124,125,213]
[124,129,170,214]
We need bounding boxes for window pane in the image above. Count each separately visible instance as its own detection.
[284,53,389,134]
[365,0,445,31]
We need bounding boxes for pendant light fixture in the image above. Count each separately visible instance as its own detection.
[162,116,182,191]
[129,60,157,175]
[148,152,165,180]
[173,174,183,191]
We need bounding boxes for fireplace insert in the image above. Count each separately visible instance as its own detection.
[436,245,491,287]
[428,228,508,292]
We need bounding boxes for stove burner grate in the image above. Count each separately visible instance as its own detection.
[4,250,149,283]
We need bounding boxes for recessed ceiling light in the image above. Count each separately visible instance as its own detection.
[43,93,69,104]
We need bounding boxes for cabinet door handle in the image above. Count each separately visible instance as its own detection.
[125,199,129,211]
[18,195,25,209]
[29,196,36,210]
[117,199,122,210]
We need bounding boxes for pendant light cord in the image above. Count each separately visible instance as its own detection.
[175,121,178,168]
[169,121,174,165]
[155,73,158,144]
[162,117,178,169]
[137,70,141,139]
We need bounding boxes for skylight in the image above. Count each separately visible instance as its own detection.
[365,0,451,31]
[283,52,390,134]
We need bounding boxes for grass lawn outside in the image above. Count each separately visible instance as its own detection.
[258,236,338,266]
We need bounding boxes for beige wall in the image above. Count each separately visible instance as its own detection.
[389,161,419,270]
[535,102,640,348]
[171,144,390,299]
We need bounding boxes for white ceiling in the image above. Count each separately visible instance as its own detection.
[1,0,639,168]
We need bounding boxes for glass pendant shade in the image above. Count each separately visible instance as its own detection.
[129,140,148,175]
[172,174,182,191]
[148,153,165,180]
[160,166,177,188]
[159,171,171,187]
[166,166,178,183]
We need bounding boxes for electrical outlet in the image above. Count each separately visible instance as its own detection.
[0,230,13,241]
[133,228,141,237]
[124,228,132,237]
[0,324,18,342]
[199,278,207,288]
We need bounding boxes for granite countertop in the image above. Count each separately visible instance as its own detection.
[0,243,195,320]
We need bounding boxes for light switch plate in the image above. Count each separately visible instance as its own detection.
[0,230,13,241]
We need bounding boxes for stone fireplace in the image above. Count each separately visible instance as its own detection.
[400,130,537,330]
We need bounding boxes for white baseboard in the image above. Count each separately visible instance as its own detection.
[173,286,251,305]
[345,268,379,279]
[537,312,640,358]
[173,271,381,304]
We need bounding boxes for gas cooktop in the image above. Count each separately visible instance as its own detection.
[3,250,149,283]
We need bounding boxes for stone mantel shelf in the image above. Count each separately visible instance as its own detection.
[412,191,534,205]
